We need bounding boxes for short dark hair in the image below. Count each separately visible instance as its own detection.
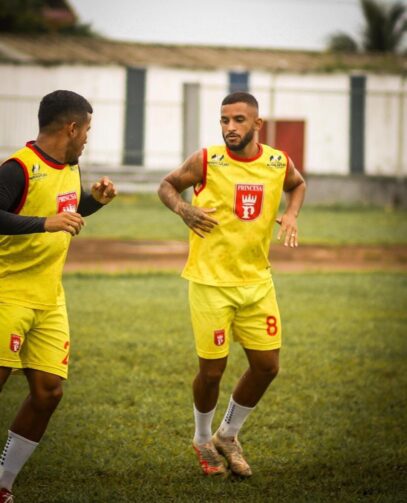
[38,90,93,131]
[221,92,258,110]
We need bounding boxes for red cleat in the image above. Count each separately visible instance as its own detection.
[0,488,14,503]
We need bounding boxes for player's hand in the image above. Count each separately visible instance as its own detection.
[91,177,117,204]
[178,202,218,238]
[276,213,299,248]
[44,212,85,236]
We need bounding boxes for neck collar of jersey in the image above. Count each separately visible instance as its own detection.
[226,143,263,163]
[26,141,66,170]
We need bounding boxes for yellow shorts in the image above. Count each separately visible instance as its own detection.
[0,302,70,379]
[188,279,281,359]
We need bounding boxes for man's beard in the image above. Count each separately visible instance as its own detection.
[66,147,80,165]
[223,129,255,151]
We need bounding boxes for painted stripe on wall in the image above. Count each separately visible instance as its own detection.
[350,75,366,174]
[229,71,249,93]
[124,67,146,165]
[183,83,200,158]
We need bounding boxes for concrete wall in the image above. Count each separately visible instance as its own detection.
[0,64,126,166]
[144,66,228,170]
[0,64,406,179]
[272,74,350,176]
[365,75,407,177]
[305,174,407,208]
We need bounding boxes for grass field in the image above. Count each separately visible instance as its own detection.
[79,194,407,245]
[1,272,406,502]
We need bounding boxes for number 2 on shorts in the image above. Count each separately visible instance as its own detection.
[62,341,70,365]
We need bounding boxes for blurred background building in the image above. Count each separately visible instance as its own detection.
[0,0,406,205]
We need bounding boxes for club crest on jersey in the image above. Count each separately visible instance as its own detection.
[57,191,78,213]
[10,334,22,353]
[234,184,264,221]
[214,329,225,346]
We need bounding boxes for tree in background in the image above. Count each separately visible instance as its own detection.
[0,0,94,35]
[328,0,406,53]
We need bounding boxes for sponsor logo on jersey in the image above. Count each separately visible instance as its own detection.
[267,154,285,169]
[234,184,264,221]
[209,153,229,167]
[57,191,78,213]
[214,329,225,346]
[29,164,47,180]
[10,334,22,353]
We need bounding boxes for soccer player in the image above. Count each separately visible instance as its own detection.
[158,91,306,477]
[0,90,117,502]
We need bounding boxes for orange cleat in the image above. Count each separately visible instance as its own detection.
[192,441,228,476]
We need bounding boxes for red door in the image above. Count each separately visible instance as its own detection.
[259,120,305,173]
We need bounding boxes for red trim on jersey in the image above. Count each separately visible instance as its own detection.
[226,143,263,163]
[194,148,208,196]
[26,141,66,170]
[280,150,290,186]
[8,158,30,214]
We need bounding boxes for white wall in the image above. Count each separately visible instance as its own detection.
[0,64,126,167]
[366,75,407,176]
[267,73,349,175]
[1,64,405,177]
[251,72,407,177]
[198,71,229,148]
[144,66,228,170]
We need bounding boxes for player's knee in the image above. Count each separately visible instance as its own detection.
[32,384,63,411]
[200,367,225,386]
[268,362,279,380]
[254,360,279,380]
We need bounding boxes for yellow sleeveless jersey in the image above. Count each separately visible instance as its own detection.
[182,144,287,286]
[0,142,81,309]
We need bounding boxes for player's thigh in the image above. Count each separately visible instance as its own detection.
[21,304,70,380]
[0,302,35,369]
[233,281,282,351]
[188,282,236,359]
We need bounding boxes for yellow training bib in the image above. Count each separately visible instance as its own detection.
[182,144,287,286]
[0,143,81,309]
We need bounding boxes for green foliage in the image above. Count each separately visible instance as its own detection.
[327,33,359,53]
[0,0,95,35]
[0,271,406,501]
[327,0,407,53]
[0,0,46,33]
[79,194,407,245]
[362,0,407,52]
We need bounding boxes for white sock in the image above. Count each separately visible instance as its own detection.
[193,404,216,445]
[0,431,38,491]
[217,396,254,438]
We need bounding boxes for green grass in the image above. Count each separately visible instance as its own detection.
[80,194,407,245]
[81,194,189,241]
[1,272,406,502]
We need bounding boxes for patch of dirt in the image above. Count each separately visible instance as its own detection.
[65,239,407,273]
